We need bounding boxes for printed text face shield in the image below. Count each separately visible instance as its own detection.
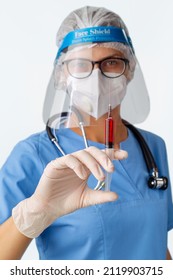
[43,27,150,129]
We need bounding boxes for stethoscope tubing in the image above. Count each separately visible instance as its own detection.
[46,112,168,190]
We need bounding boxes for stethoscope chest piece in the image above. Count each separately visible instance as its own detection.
[148,170,168,190]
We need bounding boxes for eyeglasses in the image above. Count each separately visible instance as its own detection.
[62,57,129,79]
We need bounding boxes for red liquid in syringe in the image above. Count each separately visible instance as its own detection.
[105,105,114,148]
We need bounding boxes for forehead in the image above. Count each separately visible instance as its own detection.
[64,46,124,60]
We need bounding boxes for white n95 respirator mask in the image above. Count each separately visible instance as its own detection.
[67,69,127,119]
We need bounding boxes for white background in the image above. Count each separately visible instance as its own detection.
[0,0,173,259]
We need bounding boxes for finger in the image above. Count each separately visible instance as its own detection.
[47,148,127,181]
[114,149,128,160]
[102,148,128,161]
[74,149,106,181]
[49,155,88,179]
[85,146,115,172]
[82,188,118,208]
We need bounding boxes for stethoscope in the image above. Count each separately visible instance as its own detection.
[46,109,168,191]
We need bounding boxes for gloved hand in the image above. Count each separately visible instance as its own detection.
[12,147,128,238]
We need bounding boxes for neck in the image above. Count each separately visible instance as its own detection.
[71,107,128,148]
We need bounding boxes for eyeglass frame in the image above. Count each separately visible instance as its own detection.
[62,56,129,79]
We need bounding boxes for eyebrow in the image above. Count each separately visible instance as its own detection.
[64,54,125,62]
[95,53,125,61]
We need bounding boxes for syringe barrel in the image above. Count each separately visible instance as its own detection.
[105,117,114,148]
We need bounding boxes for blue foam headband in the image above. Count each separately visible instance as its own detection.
[56,26,134,59]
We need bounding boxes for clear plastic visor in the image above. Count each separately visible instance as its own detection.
[43,42,150,131]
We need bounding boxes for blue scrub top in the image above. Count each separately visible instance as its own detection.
[0,128,173,260]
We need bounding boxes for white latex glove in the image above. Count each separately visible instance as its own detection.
[12,147,128,238]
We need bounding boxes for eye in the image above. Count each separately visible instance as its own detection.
[104,59,118,67]
[75,61,87,68]
[108,60,117,65]
[69,60,90,72]
[101,58,125,74]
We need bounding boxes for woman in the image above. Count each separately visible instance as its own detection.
[0,6,173,260]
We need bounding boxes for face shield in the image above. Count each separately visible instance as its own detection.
[43,26,150,130]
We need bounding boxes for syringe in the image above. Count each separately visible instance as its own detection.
[104,104,114,191]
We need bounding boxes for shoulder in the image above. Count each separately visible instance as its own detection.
[2,130,58,171]
[135,127,168,169]
[16,130,49,149]
[10,131,49,162]
[137,127,166,149]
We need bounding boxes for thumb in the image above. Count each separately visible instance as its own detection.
[81,188,118,208]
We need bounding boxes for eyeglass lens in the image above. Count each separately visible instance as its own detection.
[65,58,127,78]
